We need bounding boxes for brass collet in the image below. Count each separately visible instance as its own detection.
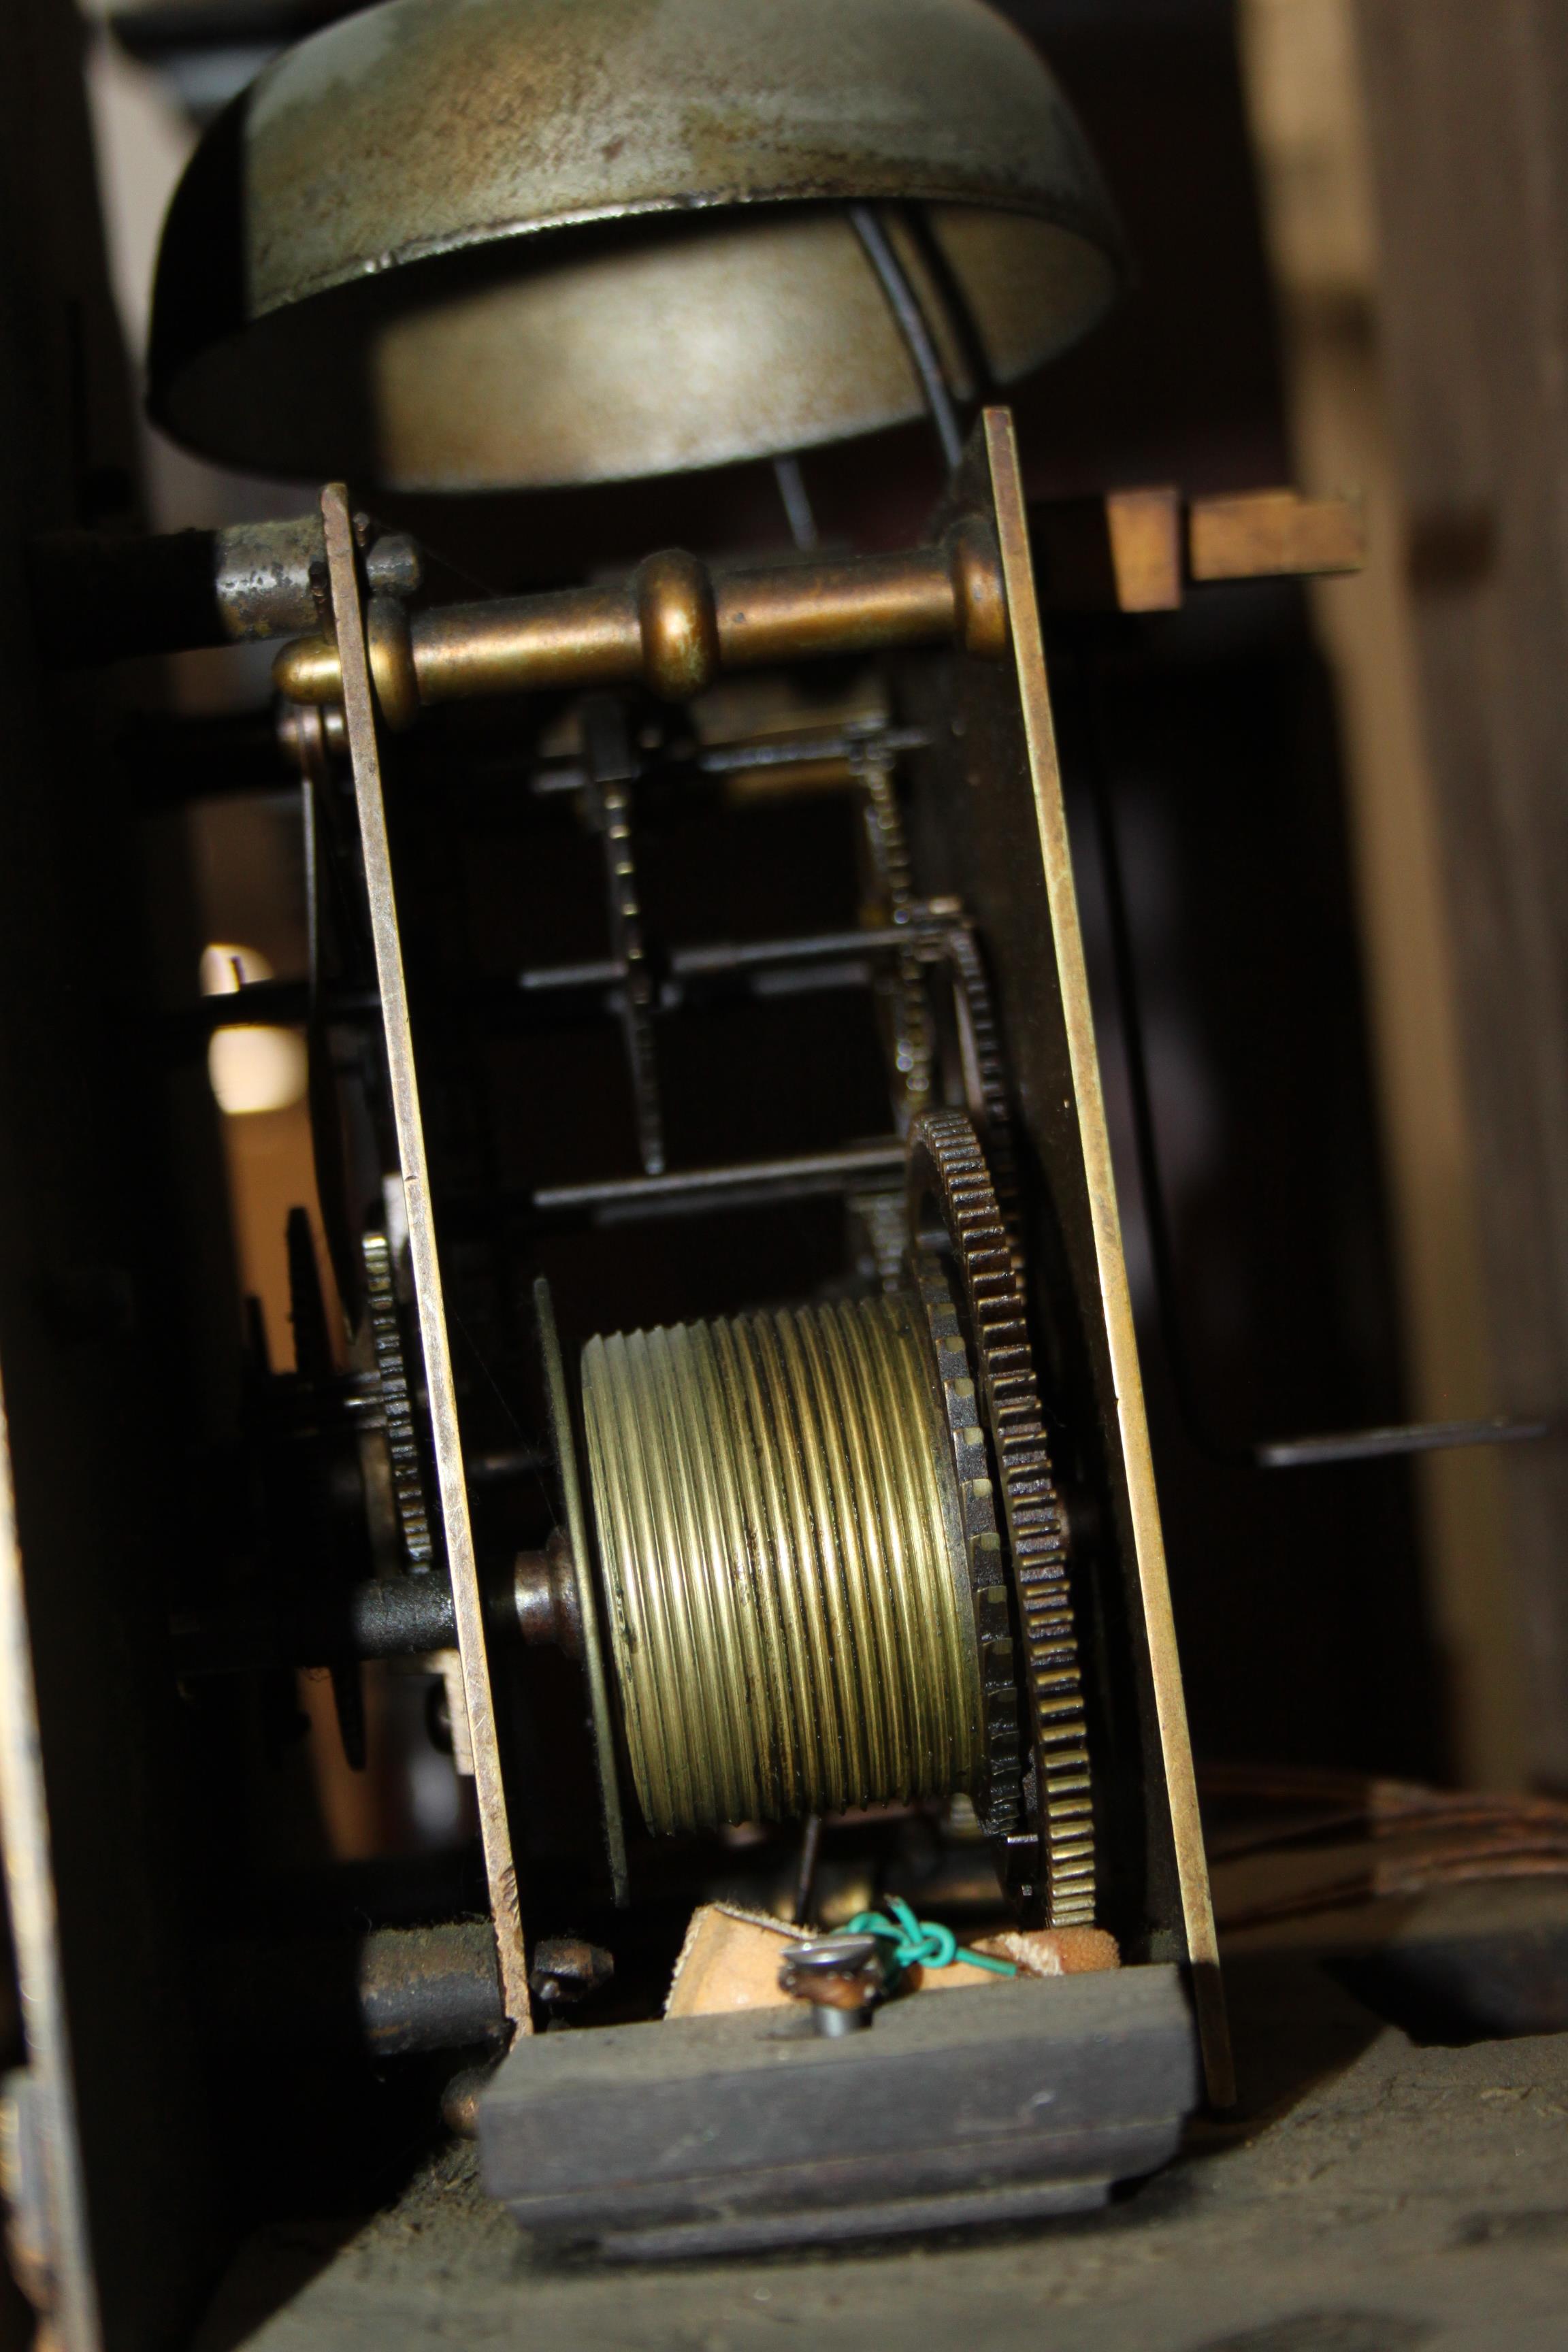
[274,519,1009,730]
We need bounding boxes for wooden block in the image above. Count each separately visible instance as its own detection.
[1032,487,1183,613]
[666,1906,1122,2017]
[1188,489,1365,582]
[664,1903,797,2019]
[1106,488,1184,611]
[917,1926,1122,1992]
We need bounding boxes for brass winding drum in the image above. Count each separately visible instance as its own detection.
[579,1113,1096,1927]
[582,1290,982,1835]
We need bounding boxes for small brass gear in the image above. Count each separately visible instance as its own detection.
[922,921,1024,1268]
[906,1110,1095,1925]
[908,1250,1026,1842]
[853,734,935,1125]
[361,1230,434,1569]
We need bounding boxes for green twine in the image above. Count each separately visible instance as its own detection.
[845,1895,1017,1978]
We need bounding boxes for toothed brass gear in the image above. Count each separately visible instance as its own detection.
[851,734,935,1127]
[908,1250,1026,1842]
[933,924,1024,1269]
[906,1110,1095,1926]
[361,1230,434,1570]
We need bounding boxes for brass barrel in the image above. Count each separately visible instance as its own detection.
[272,519,1007,725]
[582,1293,981,1836]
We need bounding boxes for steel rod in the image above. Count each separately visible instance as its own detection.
[1256,1417,1552,1470]
[848,204,966,474]
[532,1142,906,1224]
[697,723,932,775]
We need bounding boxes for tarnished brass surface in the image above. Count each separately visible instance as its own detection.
[320,485,532,2031]
[984,416,1220,2056]
[365,595,419,733]
[275,523,1007,723]
[535,1277,628,1909]
[583,1294,981,1837]
[148,0,1122,487]
[913,411,1231,2100]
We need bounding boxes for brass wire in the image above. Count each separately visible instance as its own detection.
[583,1292,981,1835]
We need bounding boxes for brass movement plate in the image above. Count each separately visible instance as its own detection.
[322,485,532,2031]
[915,410,1231,2102]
